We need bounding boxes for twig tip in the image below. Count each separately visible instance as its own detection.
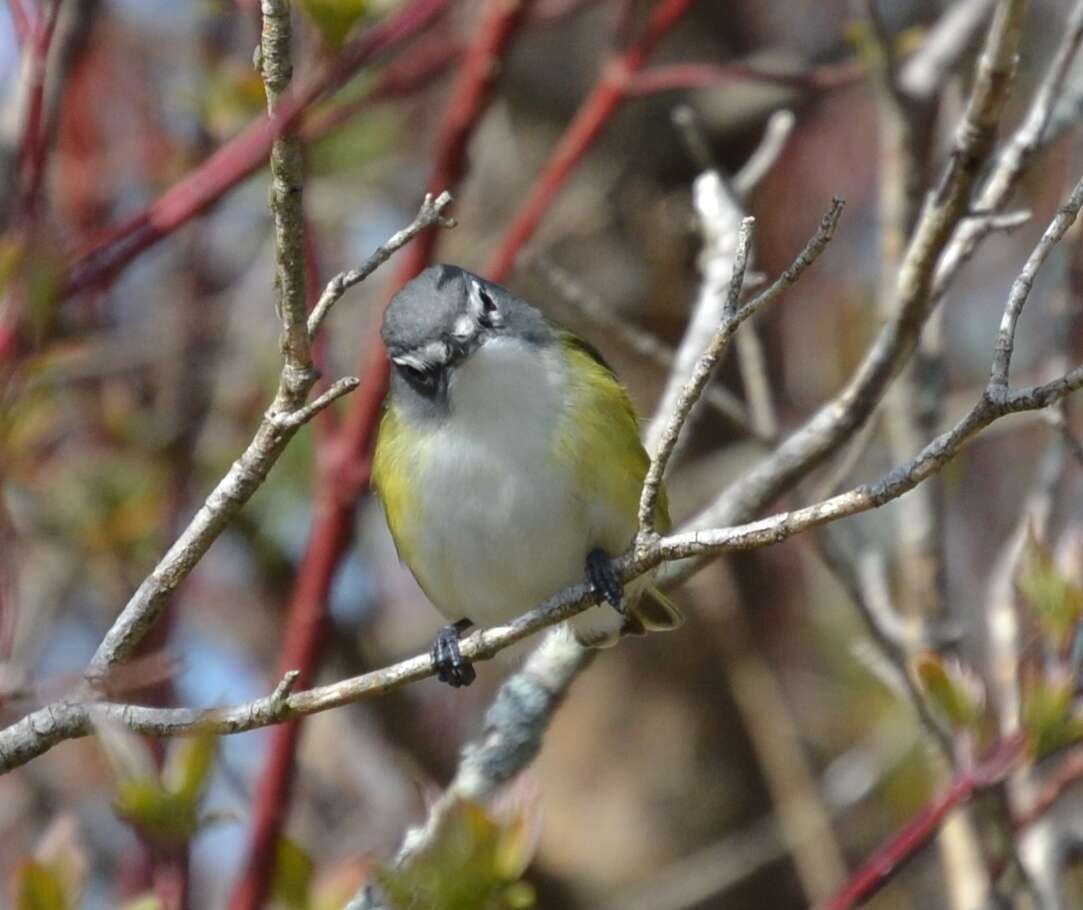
[272,670,301,703]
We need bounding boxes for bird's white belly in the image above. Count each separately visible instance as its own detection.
[413,431,588,627]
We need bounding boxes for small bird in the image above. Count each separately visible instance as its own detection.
[372,265,683,687]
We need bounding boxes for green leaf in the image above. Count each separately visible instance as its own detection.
[914,653,984,732]
[298,0,368,47]
[375,800,536,910]
[163,732,216,806]
[1021,676,1083,759]
[271,837,314,910]
[1018,528,1083,653]
[13,860,67,910]
[101,724,219,847]
[113,780,201,848]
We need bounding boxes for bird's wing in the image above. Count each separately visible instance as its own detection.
[555,326,671,534]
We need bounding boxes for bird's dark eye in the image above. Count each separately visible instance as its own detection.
[478,288,498,324]
[393,359,437,394]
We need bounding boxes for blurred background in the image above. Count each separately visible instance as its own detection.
[2,0,1083,907]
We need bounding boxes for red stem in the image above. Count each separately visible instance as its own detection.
[152,849,189,910]
[818,735,1024,910]
[7,0,33,45]
[226,4,541,908]
[14,0,62,226]
[485,0,699,281]
[62,0,448,299]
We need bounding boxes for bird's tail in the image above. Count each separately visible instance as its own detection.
[626,585,685,634]
[574,585,685,648]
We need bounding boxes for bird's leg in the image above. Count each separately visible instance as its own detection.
[586,548,624,614]
[430,617,476,688]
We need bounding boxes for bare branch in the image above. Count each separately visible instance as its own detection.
[933,0,1083,303]
[306,191,456,339]
[989,176,1083,389]
[897,0,997,101]
[266,377,361,429]
[733,109,796,197]
[645,170,747,457]
[640,198,844,534]
[1,358,1080,775]
[260,0,315,405]
[638,218,755,531]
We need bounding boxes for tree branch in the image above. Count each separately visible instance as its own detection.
[306,192,455,339]
[638,217,755,531]
[989,178,1083,389]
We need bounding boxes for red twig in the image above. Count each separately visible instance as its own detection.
[14,0,62,226]
[62,0,448,299]
[226,4,540,909]
[7,0,34,46]
[485,0,699,282]
[818,735,1025,910]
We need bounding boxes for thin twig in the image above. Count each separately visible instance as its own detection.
[14,0,62,226]
[642,198,845,532]
[638,219,755,532]
[732,109,797,441]
[897,0,997,101]
[645,169,747,458]
[733,108,796,198]
[932,0,1083,304]
[306,192,455,339]
[989,176,1083,389]
[261,0,314,404]
[817,736,1025,910]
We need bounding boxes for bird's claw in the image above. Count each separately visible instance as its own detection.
[431,622,476,688]
[586,548,624,614]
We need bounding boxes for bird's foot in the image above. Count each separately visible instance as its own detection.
[431,619,476,688]
[586,548,624,614]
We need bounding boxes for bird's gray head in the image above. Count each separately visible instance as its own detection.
[381,264,552,409]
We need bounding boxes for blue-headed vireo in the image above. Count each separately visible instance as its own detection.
[372,265,683,687]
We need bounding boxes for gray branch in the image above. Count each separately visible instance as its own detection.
[306,191,456,339]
